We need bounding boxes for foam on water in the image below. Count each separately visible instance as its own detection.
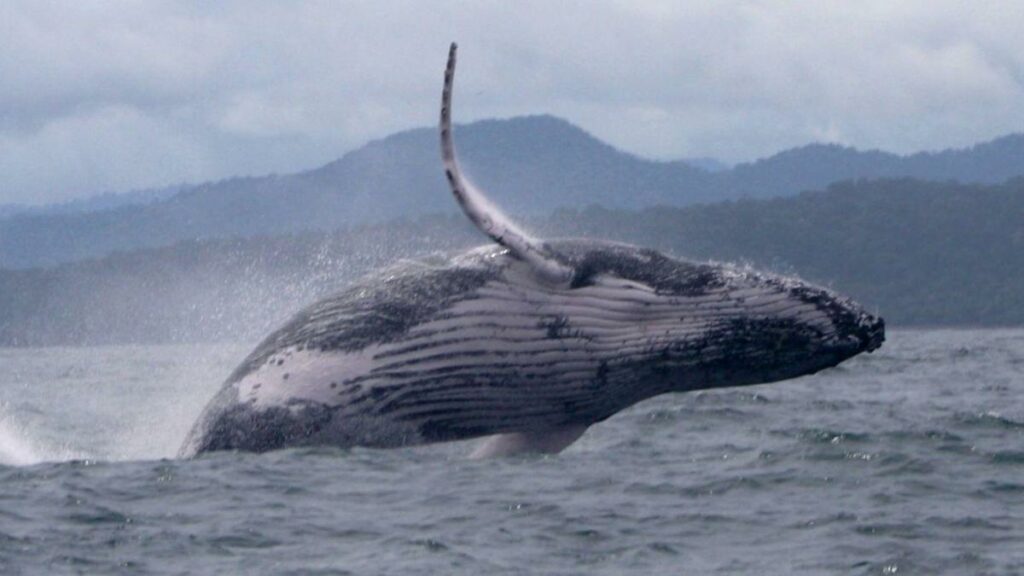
[0,410,42,466]
[0,403,84,466]
[0,344,244,465]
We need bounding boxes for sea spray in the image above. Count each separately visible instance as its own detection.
[0,402,83,465]
[0,344,244,465]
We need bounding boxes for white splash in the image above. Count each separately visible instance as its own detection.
[0,405,82,466]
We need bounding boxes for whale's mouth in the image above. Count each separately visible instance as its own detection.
[859,315,886,353]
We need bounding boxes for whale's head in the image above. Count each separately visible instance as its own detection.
[546,240,884,394]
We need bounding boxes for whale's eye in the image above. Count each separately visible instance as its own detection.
[569,266,598,289]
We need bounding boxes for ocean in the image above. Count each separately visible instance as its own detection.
[0,329,1021,574]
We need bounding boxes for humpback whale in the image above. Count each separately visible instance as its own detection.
[180,44,884,458]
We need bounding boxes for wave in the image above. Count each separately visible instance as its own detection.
[0,406,83,466]
[0,415,45,466]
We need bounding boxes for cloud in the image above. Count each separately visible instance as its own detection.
[1,1,1023,204]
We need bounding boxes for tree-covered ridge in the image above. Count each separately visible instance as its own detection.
[553,178,1024,326]
[3,116,1024,268]
[1,177,1021,346]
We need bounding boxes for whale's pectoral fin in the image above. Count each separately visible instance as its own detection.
[468,424,588,459]
[439,43,573,286]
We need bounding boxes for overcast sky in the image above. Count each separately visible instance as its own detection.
[2,1,1023,205]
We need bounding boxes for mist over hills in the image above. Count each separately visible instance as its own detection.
[3,116,1024,269]
[0,185,184,222]
[2,177,1021,346]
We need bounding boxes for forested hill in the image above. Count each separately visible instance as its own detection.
[0,185,183,222]
[553,177,1024,326]
[1,177,1021,346]
[3,115,1024,268]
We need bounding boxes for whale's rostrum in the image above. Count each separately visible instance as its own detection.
[180,43,884,458]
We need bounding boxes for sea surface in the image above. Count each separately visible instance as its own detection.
[0,329,1022,575]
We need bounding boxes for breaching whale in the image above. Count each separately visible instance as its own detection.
[180,43,884,458]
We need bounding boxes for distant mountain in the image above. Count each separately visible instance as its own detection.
[0,185,183,221]
[0,205,25,219]
[680,157,731,172]
[0,116,711,268]
[727,134,1024,197]
[3,115,1024,268]
[556,177,1024,327]
[2,177,1022,345]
